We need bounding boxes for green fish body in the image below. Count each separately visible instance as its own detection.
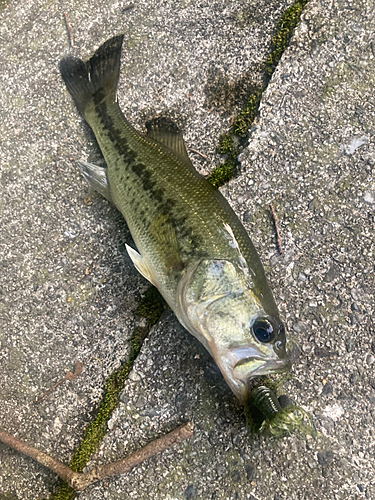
[60,35,290,403]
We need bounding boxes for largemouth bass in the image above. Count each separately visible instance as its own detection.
[60,35,290,403]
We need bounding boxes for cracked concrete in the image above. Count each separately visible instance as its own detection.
[0,0,374,499]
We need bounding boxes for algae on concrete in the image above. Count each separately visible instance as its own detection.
[210,0,309,188]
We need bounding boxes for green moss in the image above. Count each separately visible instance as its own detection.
[210,134,238,189]
[0,492,19,500]
[266,0,309,76]
[232,87,263,138]
[48,484,75,500]
[49,286,166,499]
[339,176,351,192]
[217,133,234,155]
[211,0,309,191]
[127,38,136,49]
[207,160,234,189]
[210,0,309,191]
[135,286,167,324]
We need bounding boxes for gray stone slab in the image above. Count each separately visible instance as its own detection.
[1,0,374,499]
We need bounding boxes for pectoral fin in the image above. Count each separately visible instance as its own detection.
[149,213,182,273]
[125,244,157,286]
[78,160,113,202]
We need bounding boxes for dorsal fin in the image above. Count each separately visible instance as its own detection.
[145,116,192,165]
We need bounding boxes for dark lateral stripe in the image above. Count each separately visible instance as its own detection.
[94,100,140,165]
[90,101,203,255]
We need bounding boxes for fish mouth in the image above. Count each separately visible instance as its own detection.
[213,350,292,404]
[249,357,291,376]
[233,356,291,379]
[217,355,291,404]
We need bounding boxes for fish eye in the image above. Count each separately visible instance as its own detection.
[252,318,275,343]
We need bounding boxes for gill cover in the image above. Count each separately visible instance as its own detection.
[176,259,289,402]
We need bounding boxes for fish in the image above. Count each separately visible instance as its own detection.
[59,35,290,404]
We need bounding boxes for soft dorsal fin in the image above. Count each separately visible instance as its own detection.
[145,116,192,165]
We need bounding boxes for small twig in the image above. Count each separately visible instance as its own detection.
[55,145,61,173]
[122,2,135,11]
[189,148,207,159]
[64,12,74,48]
[0,428,78,485]
[269,204,283,254]
[34,361,83,404]
[0,422,194,491]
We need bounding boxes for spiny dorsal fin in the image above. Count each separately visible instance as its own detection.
[145,116,192,165]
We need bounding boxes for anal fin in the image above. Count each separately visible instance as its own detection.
[78,160,113,202]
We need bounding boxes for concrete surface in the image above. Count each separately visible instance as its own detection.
[0,0,374,499]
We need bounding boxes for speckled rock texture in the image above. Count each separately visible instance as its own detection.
[0,0,374,499]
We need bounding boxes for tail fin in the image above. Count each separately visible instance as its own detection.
[59,35,124,117]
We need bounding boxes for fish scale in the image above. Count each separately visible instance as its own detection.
[86,101,234,289]
[60,34,290,403]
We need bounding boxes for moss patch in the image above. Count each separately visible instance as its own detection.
[216,133,234,155]
[135,286,167,325]
[48,287,166,500]
[266,0,309,76]
[210,0,309,188]
[207,160,234,188]
[232,87,264,138]
[0,493,19,500]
